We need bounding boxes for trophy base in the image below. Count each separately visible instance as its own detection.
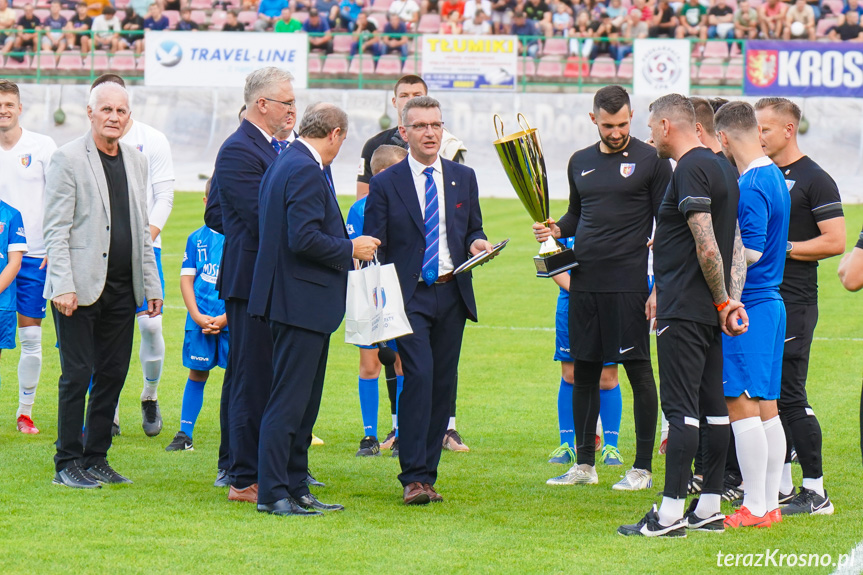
[534,249,578,278]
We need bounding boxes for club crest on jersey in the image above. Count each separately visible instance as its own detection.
[620,163,636,178]
[136,144,144,152]
[19,154,31,168]
[0,222,5,234]
[785,179,795,191]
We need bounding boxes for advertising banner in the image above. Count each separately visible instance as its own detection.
[144,31,308,88]
[633,39,691,96]
[744,41,863,98]
[421,35,517,91]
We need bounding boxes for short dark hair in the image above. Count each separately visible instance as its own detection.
[76,2,86,8]
[298,102,349,138]
[689,97,716,133]
[648,93,695,125]
[0,79,20,100]
[393,75,427,97]
[91,73,126,90]
[103,5,116,15]
[714,100,758,134]
[709,97,729,114]
[754,97,802,123]
[593,85,630,116]
[228,9,238,16]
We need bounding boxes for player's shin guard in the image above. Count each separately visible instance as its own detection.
[779,404,824,480]
[763,415,786,511]
[137,314,165,400]
[16,326,41,418]
[622,360,658,471]
[733,417,769,517]
[573,360,603,466]
[664,415,700,498]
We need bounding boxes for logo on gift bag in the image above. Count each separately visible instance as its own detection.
[372,287,387,309]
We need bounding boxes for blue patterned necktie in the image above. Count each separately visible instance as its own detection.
[270,137,288,154]
[324,170,336,199]
[421,166,439,286]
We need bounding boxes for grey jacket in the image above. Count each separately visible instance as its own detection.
[43,132,161,307]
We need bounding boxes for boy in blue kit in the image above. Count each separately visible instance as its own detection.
[165,186,228,452]
[714,101,790,530]
[347,144,407,457]
[0,202,28,403]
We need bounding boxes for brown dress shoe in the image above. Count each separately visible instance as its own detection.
[403,482,430,505]
[228,483,258,503]
[424,483,443,503]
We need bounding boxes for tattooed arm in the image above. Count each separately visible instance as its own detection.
[687,211,728,305]
[729,222,747,301]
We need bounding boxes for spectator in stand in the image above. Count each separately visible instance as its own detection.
[648,0,677,37]
[844,0,863,20]
[144,4,171,30]
[314,0,339,27]
[758,0,787,38]
[624,0,651,38]
[675,0,706,39]
[90,5,121,50]
[510,10,540,58]
[350,12,380,57]
[440,0,465,17]
[606,0,627,30]
[42,0,68,52]
[381,13,410,57]
[420,0,439,17]
[274,6,303,30]
[439,9,463,31]
[463,0,491,20]
[524,0,553,36]
[734,0,759,39]
[292,0,314,11]
[706,0,735,39]
[828,8,863,39]
[552,2,572,34]
[8,4,42,60]
[86,0,111,18]
[783,0,815,39]
[389,0,421,28]
[121,6,144,53]
[585,11,617,60]
[463,9,491,32]
[176,7,200,30]
[304,8,333,51]
[0,0,15,53]
[255,0,289,30]
[339,0,364,31]
[223,9,246,29]
[63,2,92,53]
[491,0,516,33]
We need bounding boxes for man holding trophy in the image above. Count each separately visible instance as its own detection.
[528,86,672,490]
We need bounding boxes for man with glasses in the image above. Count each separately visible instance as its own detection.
[365,96,493,505]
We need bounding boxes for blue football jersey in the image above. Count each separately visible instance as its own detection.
[181,226,226,331]
[737,159,790,304]
[556,236,576,301]
[0,202,27,312]
[346,196,366,240]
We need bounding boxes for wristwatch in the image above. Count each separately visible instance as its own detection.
[786,241,793,258]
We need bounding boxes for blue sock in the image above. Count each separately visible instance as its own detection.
[358,377,378,438]
[557,378,575,448]
[394,375,404,438]
[180,379,206,440]
[599,385,622,449]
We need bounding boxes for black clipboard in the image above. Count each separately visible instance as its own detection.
[454,239,509,275]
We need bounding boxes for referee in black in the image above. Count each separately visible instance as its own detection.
[755,97,844,516]
[619,94,747,537]
[533,85,672,490]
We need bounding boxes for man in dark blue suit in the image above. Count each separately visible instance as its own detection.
[250,103,380,516]
[211,67,296,503]
[364,96,494,505]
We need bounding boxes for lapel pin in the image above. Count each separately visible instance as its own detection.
[623,152,629,157]
[451,181,456,186]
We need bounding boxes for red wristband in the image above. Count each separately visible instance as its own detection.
[714,298,730,312]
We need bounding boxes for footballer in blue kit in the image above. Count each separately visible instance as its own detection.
[0,203,27,350]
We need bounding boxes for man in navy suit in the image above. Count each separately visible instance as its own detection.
[364,96,494,505]
[250,103,380,516]
[211,67,295,503]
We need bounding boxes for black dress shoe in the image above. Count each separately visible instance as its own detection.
[304,469,325,488]
[257,497,323,517]
[297,493,344,511]
[53,462,101,489]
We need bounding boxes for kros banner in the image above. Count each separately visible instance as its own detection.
[633,39,691,97]
[745,41,863,98]
[421,35,517,91]
[144,31,308,89]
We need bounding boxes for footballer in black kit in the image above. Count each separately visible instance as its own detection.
[547,85,672,485]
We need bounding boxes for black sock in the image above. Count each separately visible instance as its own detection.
[780,405,823,479]
[664,417,700,499]
[573,360,602,466]
[385,364,397,420]
[622,360,657,472]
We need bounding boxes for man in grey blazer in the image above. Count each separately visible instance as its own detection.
[44,81,162,489]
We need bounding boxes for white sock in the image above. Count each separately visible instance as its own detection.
[657,496,686,526]
[448,416,456,431]
[16,326,41,418]
[695,493,721,518]
[780,463,793,495]
[660,412,669,434]
[114,403,120,426]
[596,415,603,438]
[763,415,786,512]
[732,416,768,517]
[137,314,165,401]
[801,476,825,498]
[391,414,398,430]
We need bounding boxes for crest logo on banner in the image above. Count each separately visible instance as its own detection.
[19,154,31,168]
[620,163,636,178]
[156,40,183,67]
[642,47,682,89]
[633,39,691,96]
[746,50,779,87]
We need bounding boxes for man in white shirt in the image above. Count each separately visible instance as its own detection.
[0,80,57,436]
[91,5,122,51]
[388,0,420,28]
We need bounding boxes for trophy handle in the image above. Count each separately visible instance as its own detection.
[493,114,505,139]
[517,113,532,132]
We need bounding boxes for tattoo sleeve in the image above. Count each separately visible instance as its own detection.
[686,211,729,304]
[729,222,747,301]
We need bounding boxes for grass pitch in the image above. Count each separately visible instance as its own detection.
[0,195,862,574]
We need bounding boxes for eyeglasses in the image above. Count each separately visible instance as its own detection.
[405,122,445,132]
[262,97,296,110]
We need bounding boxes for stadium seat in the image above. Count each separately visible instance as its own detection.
[401,57,421,74]
[30,51,57,71]
[822,0,843,16]
[307,54,324,73]
[702,41,729,60]
[725,58,743,84]
[321,54,349,74]
[3,54,30,70]
[375,54,402,75]
[191,10,207,25]
[371,0,394,11]
[164,9,180,28]
[190,0,211,8]
[349,55,375,75]
[537,56,564,78]
[333,34,354,53]
[237,10,258,27]
[542,38,568,57]
[691,63,699,80]
[110,50,137,71]
[34,8,49,21]
[60,9,74,19]
[729,41,742,57]
[115,0,130,7]
[210,10,227,29]
[137,55,145,70]
[562,56,587,79]
[698,58,725,83]
[616,59,633,81]
[56,51,85,71]
[817,17,838,37]
[517,58,536,77]
[417,13,441,33]
[85,50,110,70]
[589,57,616,80]
[294,11,308,22]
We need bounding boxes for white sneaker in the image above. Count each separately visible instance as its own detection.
[612,468,653,491]
[546,463,598,485]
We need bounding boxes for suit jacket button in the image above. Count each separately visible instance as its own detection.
[412,273,418,279]
[106,226,109,230]
[103,253,107,258]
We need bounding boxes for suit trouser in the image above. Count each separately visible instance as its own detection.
[217,357,233,472]
[397,280,466,487]
[53,288,136,472]
[257,322,328,505]
[225,298,273,489]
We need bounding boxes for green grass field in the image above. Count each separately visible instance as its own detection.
[1,194,862,574]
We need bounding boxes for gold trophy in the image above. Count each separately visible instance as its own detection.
[493,114,577,278]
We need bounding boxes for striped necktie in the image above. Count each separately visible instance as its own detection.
[270,137,288,154]
[421,166,439,286]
